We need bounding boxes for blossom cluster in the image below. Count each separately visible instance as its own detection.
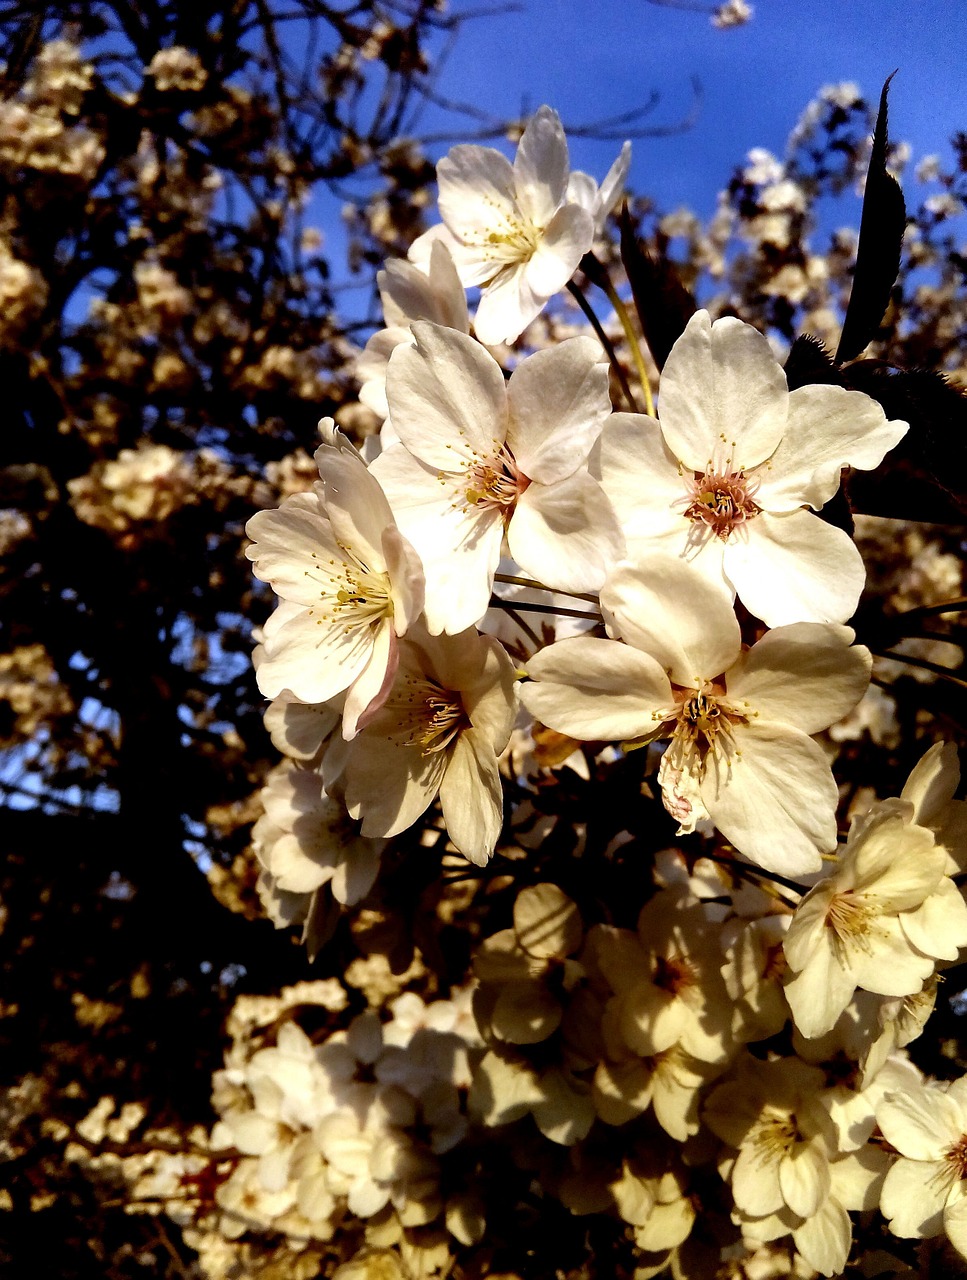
[225,104,967,1277]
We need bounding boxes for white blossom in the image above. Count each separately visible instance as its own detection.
[597,310,908,626]
[409,105,595,345]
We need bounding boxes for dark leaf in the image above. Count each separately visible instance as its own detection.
[835,73,907,363]
[784,334,844,390]
[618,205,696,371]
[844,363,967,521]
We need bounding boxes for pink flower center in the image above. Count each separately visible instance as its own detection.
[464,444,530,513]
[682,466,761,541]
[944,1135,967,1181]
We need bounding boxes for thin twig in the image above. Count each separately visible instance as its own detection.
[494,572,599,604]
[870,649,967,692]
[489,596,601,623]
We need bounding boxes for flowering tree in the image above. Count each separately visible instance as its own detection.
[6,4,967,1279]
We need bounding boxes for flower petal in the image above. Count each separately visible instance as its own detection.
[880,1156,949,1238]
[524,202,594,298]
[385,322,507,468]
[702,720,836,874]
[877,1087,962,1161]
[727,621,871,735]
[440,727,503,866]
[522,636,672,742]
[723,508,866,626]
[509,472,623,593]
[757,384,908,512]
[513,104,568,224]
[658,310,788,472]
[507,337,611,483]
[437,144,517,239]
[601,552,740,685]
[371,445,502,635]
[596,411,687,542]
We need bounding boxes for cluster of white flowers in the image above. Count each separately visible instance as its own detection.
[236,105,967,1276]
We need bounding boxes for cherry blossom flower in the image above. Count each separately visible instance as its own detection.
[520,553,871,873]
[326,624,517,865]
[356,239,469,420]
[246,423,424,739]
[877,1074,967,1260]
[252,761,384,952]
[900,739,967,873]
[372,322,621,634]
[783,797,967,1039]
[705,1056,839,1226]
[597,309,908,626]
[409,105,595,345]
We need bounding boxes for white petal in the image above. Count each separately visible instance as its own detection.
[514,104,568,224]
[472,263,542,347]
[509,473,623,593]
[727,622,871,735]
[702,720,835,874]
[382,524,425,634]
[330,840,381,906]
[522,636,672,742]
[850,808,944,907]
[596,412,687,543]
[601,552,740,685]
[523,203,594,297]
[732,1142,784,1216]
[246,491,339,607]
[877,1088,961,1160]
[371,445,501,635]
[779,1142,829,1218]
[342,621,397,740]
[378,240,469,332]
[783,945,858,1040]
[757,384,908,512]
[440,727,503,865]
[344,738,446,839]
[658,310,788,472]
[437,144,517,239]
[880,1156,949,1237]
[792,1194,851,1277]
[900,878,967,960]
[385,322,507,468]
[724,508,866,626]
[256,607,372,704]
[902,741,960,827]
[944,1193,967,1260]
[507,337,611,483]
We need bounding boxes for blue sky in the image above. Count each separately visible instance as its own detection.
[410,0,966,221]
[326,0,967,314]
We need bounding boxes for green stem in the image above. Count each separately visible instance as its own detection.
[600,275,655,418]
[566,278,639,412]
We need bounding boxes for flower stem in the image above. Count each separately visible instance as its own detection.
[494,571,599,604]
[488,594,601,623]
[870,648,967,691]
[566,279,640,413]
[502,604,542,649]
[700,849,807,899]
[894,596,967,621]
[600,275,656,419]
